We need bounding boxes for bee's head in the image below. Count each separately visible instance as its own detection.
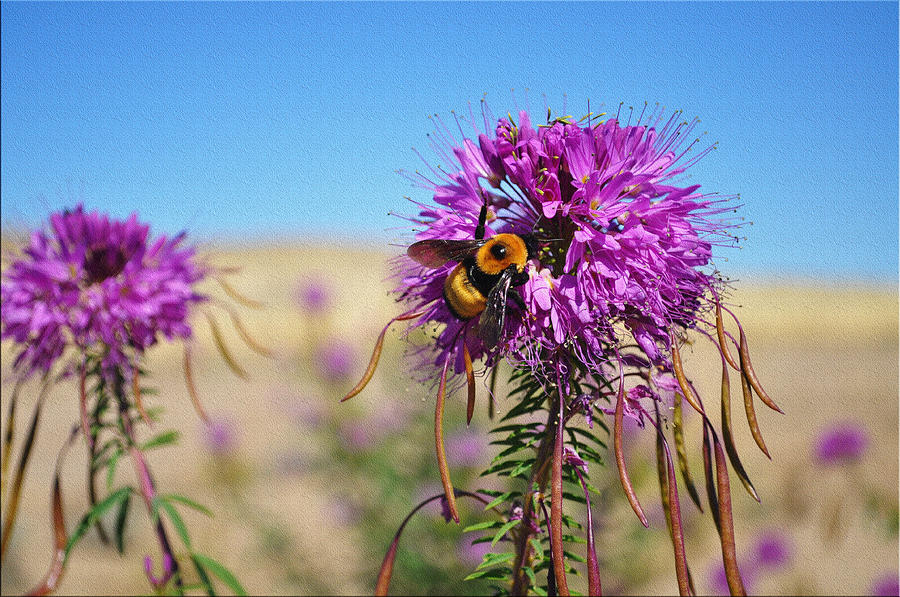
[476,234,530,275]
[521,234,539,261]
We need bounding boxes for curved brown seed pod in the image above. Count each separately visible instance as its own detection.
[614,379,649,528]
[434,355,459,524]
[715,301,740,370]
[183,345,209,422]
[673,393,703,511]
[463,343,476,425]
[206,312,248,379]
[342,311,425,402]
[1,380,50,562]
[738,329,783,413]
[27,427,79,596]
[670,334,704,415]
[720,354,761,500]
[374,490,492,596]
[711,425,747,596]
[739,350,771,459]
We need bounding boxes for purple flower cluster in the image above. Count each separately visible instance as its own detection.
[1,205,207,378]
[394,103,736,409]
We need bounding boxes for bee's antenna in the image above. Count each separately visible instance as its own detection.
[475,190,489,241]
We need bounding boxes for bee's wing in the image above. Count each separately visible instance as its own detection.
[478,267,515,349]
[407,239,483,268]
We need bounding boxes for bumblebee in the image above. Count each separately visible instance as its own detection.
[407,203,537,348]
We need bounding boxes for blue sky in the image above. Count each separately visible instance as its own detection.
[2,2,897,281]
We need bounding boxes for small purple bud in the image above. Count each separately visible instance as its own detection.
[563,446,588,473]
[143,553,175,588]
[439,496,454,523]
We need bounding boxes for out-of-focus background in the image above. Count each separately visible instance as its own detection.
[1,247,897,595]
[2,2,898,596]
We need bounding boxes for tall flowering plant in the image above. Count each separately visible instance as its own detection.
[344,101,781,595]
[1,205,257,595]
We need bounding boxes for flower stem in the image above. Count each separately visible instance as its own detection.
[111,371,183,593]
[510,405,558,595]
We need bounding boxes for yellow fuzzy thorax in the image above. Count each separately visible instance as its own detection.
[475,234,528,275]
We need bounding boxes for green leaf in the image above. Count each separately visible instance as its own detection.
[160,493,214,518]
[65,487,132,557]
[105,446,123,490]
[192,553,247,596]
[141,430,179,451]
[190,553,216,596]
[490,519,521,547]
[509,460,532,478]
[463,566,512,581]
[475,551,515,570]
[463,520,502,533]
[529,537,544,561]
[153,497,192,550]
[113,491,131,554]
[483,491,517,511]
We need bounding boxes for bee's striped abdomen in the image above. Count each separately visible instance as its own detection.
[443,263,487,320]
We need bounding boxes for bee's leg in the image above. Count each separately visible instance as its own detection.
[475,194,488,240]
[509,288,526,312]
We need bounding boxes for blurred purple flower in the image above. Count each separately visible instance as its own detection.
[708,562,756,596]
[295,278,333,314]
[1,204,207,378]
[752,530,791,569]
[317,338,357,382]
[446,429,486,468]
[814,421,869,465]
[872,572,900,596]
[201,417,238,456]
[329,501,362,526]
[457,537,492,567]
[270,386,327,428]
[337,420,376,451]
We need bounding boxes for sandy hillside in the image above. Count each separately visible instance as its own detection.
[1,244,897,596]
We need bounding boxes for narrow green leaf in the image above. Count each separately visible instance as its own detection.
[154,498,192,550]
[524,565,540,590]
[105,447,123,490]
[462,520,502,533]
[160,493,214,518]
[490,519,521,547]
[463,566,512,581]
[483,491,517,511]
[509,460,532,478]
[192,553,247,596]
[190,553,216,596]
[65,487,131,557]
[529,537,544,561]
[475,551,515,570]
[140,430,180,451]
[113,492,131,554]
